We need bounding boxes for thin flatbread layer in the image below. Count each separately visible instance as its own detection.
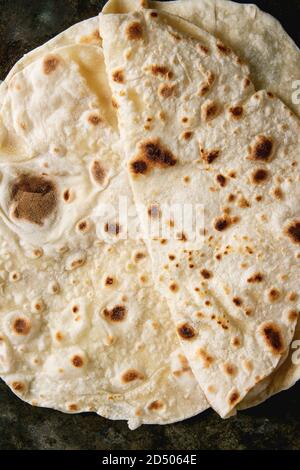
[100,8,300,417]
[102,0,300,410]
[0,17,101,108]
[104,0,300,118]
[0,31,208,428]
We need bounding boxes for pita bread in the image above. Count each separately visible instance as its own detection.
[100,7,300,417]
[0,20,208,429]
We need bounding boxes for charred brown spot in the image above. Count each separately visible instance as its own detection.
[71,305,79,314]
[12,381,25,392]
[177,323,197,340]
[158,83,176,98]
[10,174,57,226]
[169,282,179,293]
[216,174,227,187]
[199,73,215,96]
[272,186,283,200]
[233,297,243,307]
[43,55,60,74]
[228,390,240,406]
[130,159,148,175]
[63,189,72,203]
[238,196,250,208]
[78,220,88,232]
[284,220,300,245]
[223,363,237,376]
[251,168,269,185]
[68,404,78,411]
[91,160,106,185]
[13,317,30,335]
[260,322,285,354]
[150,11,158,18]
[177,232,187,242]
[70,258,85,270]
[139,274,148,284]
[201,100,219,122]
[182,131,193,141]
[88,113,102,125]
[232,337,241,347]
[137,139,177,170]
[200,146,220,164]
[249,135,274,161]
[104,305,127,322]
[150,65,173,79]
[10,272,20,282]
[268,288,280,302]
[112,69,125,83]
[104,222,121,236]
[72,355,84,368]
[247,272,264,283]
[122,369,144,383]
[217,42,231,55]
[55,331,63,341]
[288,310,298,321]
[197,43,210,55]
[227,194,236,203]
[200,269,212,279]
[229,106,243,119]
[134,252,146,262]
[33,248,43,258]
[214,215,231,232]
[288,292,297,302]
[197,348,214,368]
[105,277,114,286]
[148,204,161,218]
[126,21,143,40]
[243,360,253,372]
[148,400,164,411]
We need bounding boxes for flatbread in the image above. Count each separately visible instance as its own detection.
[0,17,102,109]
[0,21,208,429]
[100,7,300,417]
[105,0,300,412]
[104,0,300,119]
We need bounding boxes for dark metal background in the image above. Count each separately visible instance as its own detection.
[0,0,299,450]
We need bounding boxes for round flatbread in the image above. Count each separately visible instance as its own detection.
[0,19,208,429]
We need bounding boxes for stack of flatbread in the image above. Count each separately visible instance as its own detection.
[0,0,299,428]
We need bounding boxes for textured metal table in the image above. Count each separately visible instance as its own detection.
[0,0,299,450]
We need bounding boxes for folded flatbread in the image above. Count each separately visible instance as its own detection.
[0,17,208,429]
[100,5,300,417]
[109,0,300,412]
